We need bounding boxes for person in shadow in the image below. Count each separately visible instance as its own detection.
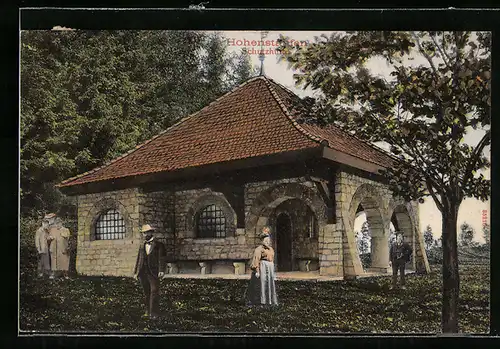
[133,224,166,319]
[389,231,413,290]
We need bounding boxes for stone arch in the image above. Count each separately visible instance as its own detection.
[348,184,387,233]
[245,182,328,239]
[84,197,134,241]
[186,193,237,238]
[348,183,388,272]
[387,199,429,272]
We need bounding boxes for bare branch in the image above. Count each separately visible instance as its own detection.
[430,34,452,69]
[412,32,440,80]
[365,109,446,191]
[462,129,491,188]
[426,178,444,212]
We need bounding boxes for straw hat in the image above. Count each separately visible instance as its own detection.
[44,213,56,219]
[140,224,156,233]
[258,228,271,240]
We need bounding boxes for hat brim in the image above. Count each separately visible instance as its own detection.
[141,228,155,233]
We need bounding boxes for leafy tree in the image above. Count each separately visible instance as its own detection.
[200,32,232,101]
[482,223,490,245]
[424,225,434,251]
[278,31,490,333]
[459,222,474,247]
[229,47,257,85]
[356,221,371,255]
[21,30,252,217]
[388,226,397,248]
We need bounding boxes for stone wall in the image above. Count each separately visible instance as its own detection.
[140,190,176,260]
[75,188,141,276]
[244,177,327,272]
[173,187,253,263]
[325,169,430,277]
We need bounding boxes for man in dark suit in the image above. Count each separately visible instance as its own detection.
[134,224,166,319]
[389,231,413,290]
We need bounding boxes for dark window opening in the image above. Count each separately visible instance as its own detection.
[95,209,126,240]
[196,204,226,238]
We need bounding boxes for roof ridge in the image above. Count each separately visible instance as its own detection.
[263,77,398,164]
[262,77,324,146]
[58,75,267,187]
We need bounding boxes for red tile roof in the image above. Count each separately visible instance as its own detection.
[58,76,395,188]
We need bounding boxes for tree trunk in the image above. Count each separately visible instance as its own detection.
[441,202,460,333]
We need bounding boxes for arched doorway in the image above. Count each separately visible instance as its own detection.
[349,184,388,274]
[244,183,328,274]
[276,212,293,272]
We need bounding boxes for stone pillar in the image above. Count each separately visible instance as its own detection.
[233,262,246,275]
[167,262,178,274]
[370,236,390,273]
[410,203,431,274]
[368,218,390,273]
[319,224,343,276]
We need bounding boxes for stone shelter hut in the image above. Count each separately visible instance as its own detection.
[57,76,430,278]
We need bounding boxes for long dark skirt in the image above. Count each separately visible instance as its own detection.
[246,261,278,306]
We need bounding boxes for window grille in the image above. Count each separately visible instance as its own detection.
[95,209,126,240]
[196,204,226,238]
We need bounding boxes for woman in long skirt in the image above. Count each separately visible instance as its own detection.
[246,226,278,306]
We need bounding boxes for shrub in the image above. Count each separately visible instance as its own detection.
[426,246,443,265]
[20,216,40,274]
[360,253,372,269]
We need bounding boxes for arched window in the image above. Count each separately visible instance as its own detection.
[306,209,318,239]
[196,204,226,238]
[95,209,126,240]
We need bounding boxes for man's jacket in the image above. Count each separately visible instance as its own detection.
[389,242,413,263]
[134,239,166,277]
[35,226,49,254]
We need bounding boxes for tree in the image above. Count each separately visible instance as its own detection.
[423,225,434,251]
[459,222,474,247]
[21,30,251,217]
[200,32,232,102]
[278,31,490,333]
[482,223,490,246]
[356,221,371,255]
[229,47,256,86]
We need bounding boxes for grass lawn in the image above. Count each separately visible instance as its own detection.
[19,265,489,334]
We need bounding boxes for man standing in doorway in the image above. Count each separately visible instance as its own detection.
[389,231,413,290]
[133,224,166,319]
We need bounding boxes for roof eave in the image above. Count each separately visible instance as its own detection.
[321,146,390,175]
[58,146,324,196]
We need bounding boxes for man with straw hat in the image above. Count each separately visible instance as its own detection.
[133,224,166,319]
[35,213,55,278]
[48,214,71,279]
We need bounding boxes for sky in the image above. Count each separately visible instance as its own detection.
[222,30,490,242]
